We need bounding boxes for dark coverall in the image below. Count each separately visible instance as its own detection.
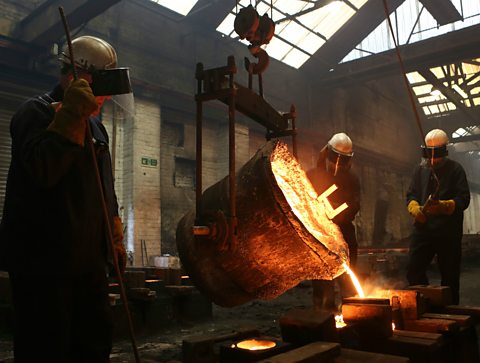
[0,85,119,363]
[307,159,360,309]
[406,158,470,305]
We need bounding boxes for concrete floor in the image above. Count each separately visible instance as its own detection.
[1,258,480,362]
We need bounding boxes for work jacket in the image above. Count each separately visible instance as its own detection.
[0,85,118,275]
[406,158,470,237]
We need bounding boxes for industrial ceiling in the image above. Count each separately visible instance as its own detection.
[4,0,480,153]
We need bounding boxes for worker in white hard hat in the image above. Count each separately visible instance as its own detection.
[406,128,470,304]
[307,132,361,310]
[0,35,131,362]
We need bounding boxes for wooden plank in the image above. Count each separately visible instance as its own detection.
[422,313,472,327]
[440,305,480,324]
[258,342,341,363]
[383,334,447,363]
[393,329,444,343]
[403,318,459,333]
[334,348,410,363]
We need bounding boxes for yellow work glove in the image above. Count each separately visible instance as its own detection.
[112,216,127,274]
[407,200,427,224]
[47,79,98,146]
[423,199,456,216]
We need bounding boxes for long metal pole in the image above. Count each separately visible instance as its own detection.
[381,0,439,196]
[58,7,141,363]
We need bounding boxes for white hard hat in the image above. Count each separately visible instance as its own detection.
[422,129,449,160]
[60,35,117,71]
[60,35,133,98]
[425,129,448,147]
[325,133,353,176]
[328,133,353,156]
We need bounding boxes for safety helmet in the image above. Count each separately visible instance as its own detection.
[326,133,353,176]
[328,133,353,156]
[60,35,117,71]
[60,36,131,96]
[422,129,449,159]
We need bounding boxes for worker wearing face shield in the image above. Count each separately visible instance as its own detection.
[307,133,361,310]
[406,128,470,305]
[0,36,131,362]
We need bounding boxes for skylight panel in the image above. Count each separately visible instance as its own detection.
[148,0,198,16]
[310,2,355,39]
[300,32,326,54]
[278,21,308,45]
[343,0,480,63]
[265,36,291,60]
[282,48,311,68]
[217,13,236,37]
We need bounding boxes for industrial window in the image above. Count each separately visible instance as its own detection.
[344,0,480,62]
[216,0,368,69]
[174,157,196,189]
[406,59,480,118]
[148,0,198,16]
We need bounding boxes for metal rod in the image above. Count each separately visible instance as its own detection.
[59,7,78,80]
[195,63,204,221]
[58,7,141,363]
[290,104,298,159]
[227,56,237,250]
[381,0,439,196]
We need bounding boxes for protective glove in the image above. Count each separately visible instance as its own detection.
[47,79,98,146]
[423,199,456,216]
[112,216,127,274]
[407,200,427,224]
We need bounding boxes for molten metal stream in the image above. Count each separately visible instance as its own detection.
[343,263,365,298]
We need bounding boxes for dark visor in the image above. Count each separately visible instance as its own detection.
[327,146,352,165]
[421,145,448,159]
[91,68,132,96]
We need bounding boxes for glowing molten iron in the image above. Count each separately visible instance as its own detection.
[271,143,349,278]
[233,339,276,351]
[335,314,347,328]
[343,263,365,298]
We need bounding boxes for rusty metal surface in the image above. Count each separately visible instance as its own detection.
[177,141,347,307]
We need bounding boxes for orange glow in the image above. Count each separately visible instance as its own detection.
[335,314,347,328]
[270,143,349,278]
[343,263,365,298]
[233,339,276,351]
[392,322,396,330]
[181,275,190,279]
[145,279,160,283]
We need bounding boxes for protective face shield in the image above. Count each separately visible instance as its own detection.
[325,133,353,176]
[421,129,448,168]
[59,36,134,118]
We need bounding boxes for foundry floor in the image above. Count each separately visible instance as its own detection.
[1,261,480,363]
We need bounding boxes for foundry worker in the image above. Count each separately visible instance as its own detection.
[307,132,360,310]
[0,36,129,362]
[406,128,470,305]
